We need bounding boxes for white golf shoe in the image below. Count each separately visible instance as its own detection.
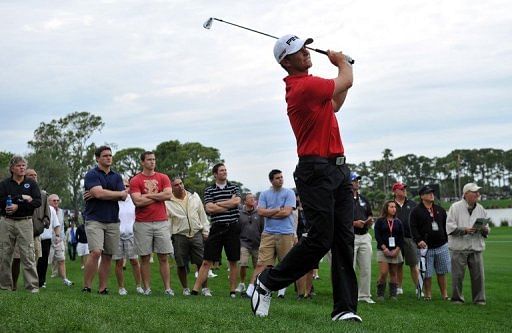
[251,276,271,317]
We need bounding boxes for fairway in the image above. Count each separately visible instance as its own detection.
[1,228,511,332]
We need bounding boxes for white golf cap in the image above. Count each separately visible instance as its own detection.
[273,34,313,63]
[462,182,482,194]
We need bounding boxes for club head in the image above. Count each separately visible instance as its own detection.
[203,17,214,30]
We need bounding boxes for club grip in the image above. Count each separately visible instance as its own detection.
[309,47,355,64]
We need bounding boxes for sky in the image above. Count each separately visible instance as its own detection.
[1,0,511,193]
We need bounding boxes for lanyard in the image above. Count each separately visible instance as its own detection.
[427,206,435,221]
[387,219,394,236]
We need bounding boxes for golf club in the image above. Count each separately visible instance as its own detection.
[203,17,354,64]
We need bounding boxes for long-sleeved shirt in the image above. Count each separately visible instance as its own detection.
[374,217,404,251]
[0,176,41,218]
[166,191,210,238]
[446,199,489,251]
[410,202,448,249]
[394,198,417,238]
[239,205,264,250]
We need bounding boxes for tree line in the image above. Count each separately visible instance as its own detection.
[350,148,512,210]
[1,112,510,214]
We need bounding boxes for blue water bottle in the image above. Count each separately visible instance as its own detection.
[6,195,12,207]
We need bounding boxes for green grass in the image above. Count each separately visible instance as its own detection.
[2,228,512,332]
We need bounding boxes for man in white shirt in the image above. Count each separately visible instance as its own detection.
[113,179,143,296]
[47,194,73,287]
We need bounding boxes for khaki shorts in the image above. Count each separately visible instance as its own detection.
[257,233,295,266]
[13,236,42,259]
[377,250,404,264]
[112,236,138,260]
[240,247,258,267]
[402,237,419,266]
[50,240,66,261]
[134,221,173,256]
[85,220,120,256]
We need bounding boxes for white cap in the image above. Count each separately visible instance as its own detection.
[462,182,482,194]
[273,34,313,63]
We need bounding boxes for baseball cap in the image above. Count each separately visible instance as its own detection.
[392,182,406,191]
[273,34,313,63]
[462,183,481,194]
[350,172,361,181]
[419,185,435,196]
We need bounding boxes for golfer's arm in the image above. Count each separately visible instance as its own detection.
[332,61,353,112]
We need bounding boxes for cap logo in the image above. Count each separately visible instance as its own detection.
[286,35,299,45]
[24,183,30,189]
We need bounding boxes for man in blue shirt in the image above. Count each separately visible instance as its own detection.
[82,146,126,294]
[246,170,296,298]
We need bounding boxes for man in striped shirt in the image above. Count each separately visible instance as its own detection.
[191,163,241,297]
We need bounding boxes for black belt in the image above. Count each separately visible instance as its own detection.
[2,216,32,221]
[299,155,346,166]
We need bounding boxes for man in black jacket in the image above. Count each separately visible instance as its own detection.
[410,185,451,300]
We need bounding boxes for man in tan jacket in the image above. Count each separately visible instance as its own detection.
[447,182,489,305]
[166,178,210,296]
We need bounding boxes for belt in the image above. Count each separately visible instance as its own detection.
[3,216,32,221]
[298,155,346,166]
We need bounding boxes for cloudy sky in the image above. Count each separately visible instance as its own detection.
[2,0,511,192]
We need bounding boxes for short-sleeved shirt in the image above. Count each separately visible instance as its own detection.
[129,172,171,222]
[258,187,296,234]
[284,74,344,157]
[203,182,240,224]
[84,166,124,223]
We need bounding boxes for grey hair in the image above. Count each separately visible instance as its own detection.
[9,155,27,173]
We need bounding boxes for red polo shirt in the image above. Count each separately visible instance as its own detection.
[284,74,344,157]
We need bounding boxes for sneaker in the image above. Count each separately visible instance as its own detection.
[63,279,74,287]
[50,273,57,278]
[164,289,175,297]
[332,311,362,323]
[183,288,191,296]
[82,287,92,293]
[313,275,320,280]
[358,297,376,304]
[230,291,236,298]
[98,288,109,295]
[80,265,85,270]
[397,287,403,295]
[30,288,40,294]
[136,286,144,294]
[235,283,246,293]
[119,288,128,296]
[251,276,272,317]
[143,288,152,296]
[42,283,46,289]
[201,288,212,297]
[277,288,286,298]
[208,270,218,278]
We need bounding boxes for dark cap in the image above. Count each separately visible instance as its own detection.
[419,185,435,196]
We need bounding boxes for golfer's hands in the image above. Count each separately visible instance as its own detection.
[417,240,428,249]
[327,50,352,67]
[465,227,477,234]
